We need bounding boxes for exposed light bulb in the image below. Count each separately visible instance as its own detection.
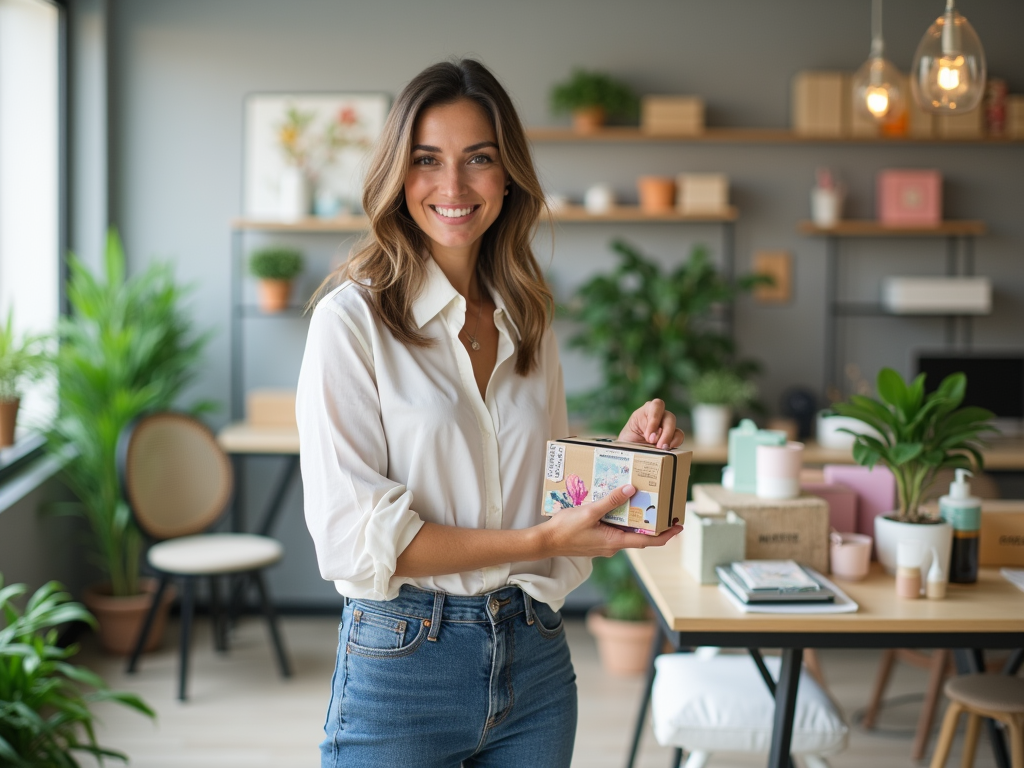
[852,0,905,124]
[866,87,891,117]
[911,0,986,113]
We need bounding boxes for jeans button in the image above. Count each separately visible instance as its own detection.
[489,598,499,615]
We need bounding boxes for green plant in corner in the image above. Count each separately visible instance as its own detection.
[47,229,213,598]
[689,368,757,408]
[833,367,996,523]
[0,309,49,404]
[589,553,648,622]
[0,576,154,766]
[249,248,304,281]
[563,239,767,433]
[550,69,638,120]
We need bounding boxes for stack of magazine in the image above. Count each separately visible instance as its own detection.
[716,560,836,604]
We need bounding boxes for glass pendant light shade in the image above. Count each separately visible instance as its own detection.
[911,0,986,113]
[852,53,906,122]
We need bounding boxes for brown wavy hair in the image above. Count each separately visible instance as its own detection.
[313,58,552,375]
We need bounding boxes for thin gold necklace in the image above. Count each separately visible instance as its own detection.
[464,293,483,351]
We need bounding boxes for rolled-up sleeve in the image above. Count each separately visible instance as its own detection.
[296,297,424,600]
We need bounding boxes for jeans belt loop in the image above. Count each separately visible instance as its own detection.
[523,591,535,625]
[427,590,445,641]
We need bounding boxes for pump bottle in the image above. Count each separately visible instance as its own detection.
[939,469,981,584]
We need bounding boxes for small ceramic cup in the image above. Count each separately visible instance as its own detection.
[829,532,873,581]
[755,441,804,499]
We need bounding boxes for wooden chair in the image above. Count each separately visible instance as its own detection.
[930,674,1024,768]
[118,412,291,700]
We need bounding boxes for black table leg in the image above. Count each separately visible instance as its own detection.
[954,649,1011,768]
[625,622,666,768]
[767,648,802,768]
[256,455,300,536]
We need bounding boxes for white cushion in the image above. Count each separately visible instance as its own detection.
[652,653,848,756]
[148,533,283,575]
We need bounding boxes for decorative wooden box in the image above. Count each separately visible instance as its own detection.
[692,484,830,573]
[641,96,705,136]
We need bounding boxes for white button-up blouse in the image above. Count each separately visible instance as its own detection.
[296,257,590,610]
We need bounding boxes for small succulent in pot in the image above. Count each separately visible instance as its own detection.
[249,247,304,313]
[550,69,638,132]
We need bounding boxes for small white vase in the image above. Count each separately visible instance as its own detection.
[692,404,732,447]
[874,514,952,579]
[279,166,311,221]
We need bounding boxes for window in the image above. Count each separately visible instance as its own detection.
[0,0,65,461]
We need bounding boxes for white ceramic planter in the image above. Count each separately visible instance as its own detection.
[692,404,732,447]
[874,514,952,580]
[279,166,311,221]
[816,410,882,449]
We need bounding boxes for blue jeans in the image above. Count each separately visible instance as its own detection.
[320,585,577,767]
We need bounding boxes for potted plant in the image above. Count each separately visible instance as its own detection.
[689,368,757,446]
[833,367,996,573]
[550,69,638,133]
[249,247,304,313]
[47,229,211,654]
[0,575,154,765]
[585,552,654,675]
[563,239,767,434]
[0,309,49,447]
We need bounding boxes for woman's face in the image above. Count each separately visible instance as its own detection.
[404,99,508,261]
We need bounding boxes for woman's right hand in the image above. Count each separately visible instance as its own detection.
[538,484,683,559]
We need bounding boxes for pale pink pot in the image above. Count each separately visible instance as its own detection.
[830,532,873,580]
[756,441,804,499]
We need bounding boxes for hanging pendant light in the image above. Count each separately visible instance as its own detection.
[911,0,986,113]
[852,0,905,123]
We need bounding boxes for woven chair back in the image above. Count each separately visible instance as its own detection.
[122,413,233,540]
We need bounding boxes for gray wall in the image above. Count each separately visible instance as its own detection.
[96,0,1024,607]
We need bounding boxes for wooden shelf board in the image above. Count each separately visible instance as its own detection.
[527,126,1024,145]
[549,204,737,223]
[232,215,369,232]
[799,220,986,237]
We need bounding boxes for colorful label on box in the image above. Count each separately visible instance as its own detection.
[545,443,565,482]
[591,448,633,525]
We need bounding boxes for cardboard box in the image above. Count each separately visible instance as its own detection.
[682,505,747,584]
[877,169,942,226]
[1007,96,1024,139]
[677,173,729,214]
[641,96,705,136]
[541,438,692,535]
[792,71,847,137]
[979,501,1024,567]
[937,108,985,138]
[692,484,830,572]
[246,388,297,428]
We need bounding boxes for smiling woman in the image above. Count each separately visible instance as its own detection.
[297,58,684,768]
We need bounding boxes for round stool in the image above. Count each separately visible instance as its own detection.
[929,674,1024,768]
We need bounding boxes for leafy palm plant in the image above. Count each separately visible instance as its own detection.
[0,576,154,766]
[0,309,49,404]
[833,367,997,523]
[564,239,766,432]
[47,229,212,597]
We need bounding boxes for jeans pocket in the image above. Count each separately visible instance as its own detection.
[531,601,565,639]
[346,608,427,658]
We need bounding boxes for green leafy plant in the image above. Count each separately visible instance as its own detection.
[590,553,648,622]
[563,239,767,432]
[47,229,212,597]
[249,248,304,281]
[550,69,638,118]
[833,367,997,523]
[0,576,154,766]
[0,309,49,403]
[689,368,757,408]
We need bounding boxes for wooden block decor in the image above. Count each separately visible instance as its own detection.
[677,173,728,214]
[246,388,297,428]
[1006,96,1024,139]
[937,108,984,138]
[641,96,705,136]
[792,71,847,137]
[752,251,792,304]
[692,484,830,573]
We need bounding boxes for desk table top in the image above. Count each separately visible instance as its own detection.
[627,537,1024,635]
[217,422,299,454]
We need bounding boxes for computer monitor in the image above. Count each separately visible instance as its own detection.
[915,352,1024,435]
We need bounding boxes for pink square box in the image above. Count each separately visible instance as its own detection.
[822,464,896,541]
[802,481,858,533]
[877,169,942,226]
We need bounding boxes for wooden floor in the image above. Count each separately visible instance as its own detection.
[76,615,1000,768]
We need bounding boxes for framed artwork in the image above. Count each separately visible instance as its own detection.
[244,92,390,219]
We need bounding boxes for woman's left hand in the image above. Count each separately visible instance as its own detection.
[618,398,685,449]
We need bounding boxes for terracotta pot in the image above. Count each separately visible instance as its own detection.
[257,279,293,313]
[585,606,656,676]
[572,106,606,134]
[637,176,677,213]
[0,397,19,447]
[82,578,176,656]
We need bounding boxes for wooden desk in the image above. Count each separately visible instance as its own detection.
[625,538,1024,768]
[217,423,300,535]
[682,436,1024,470]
